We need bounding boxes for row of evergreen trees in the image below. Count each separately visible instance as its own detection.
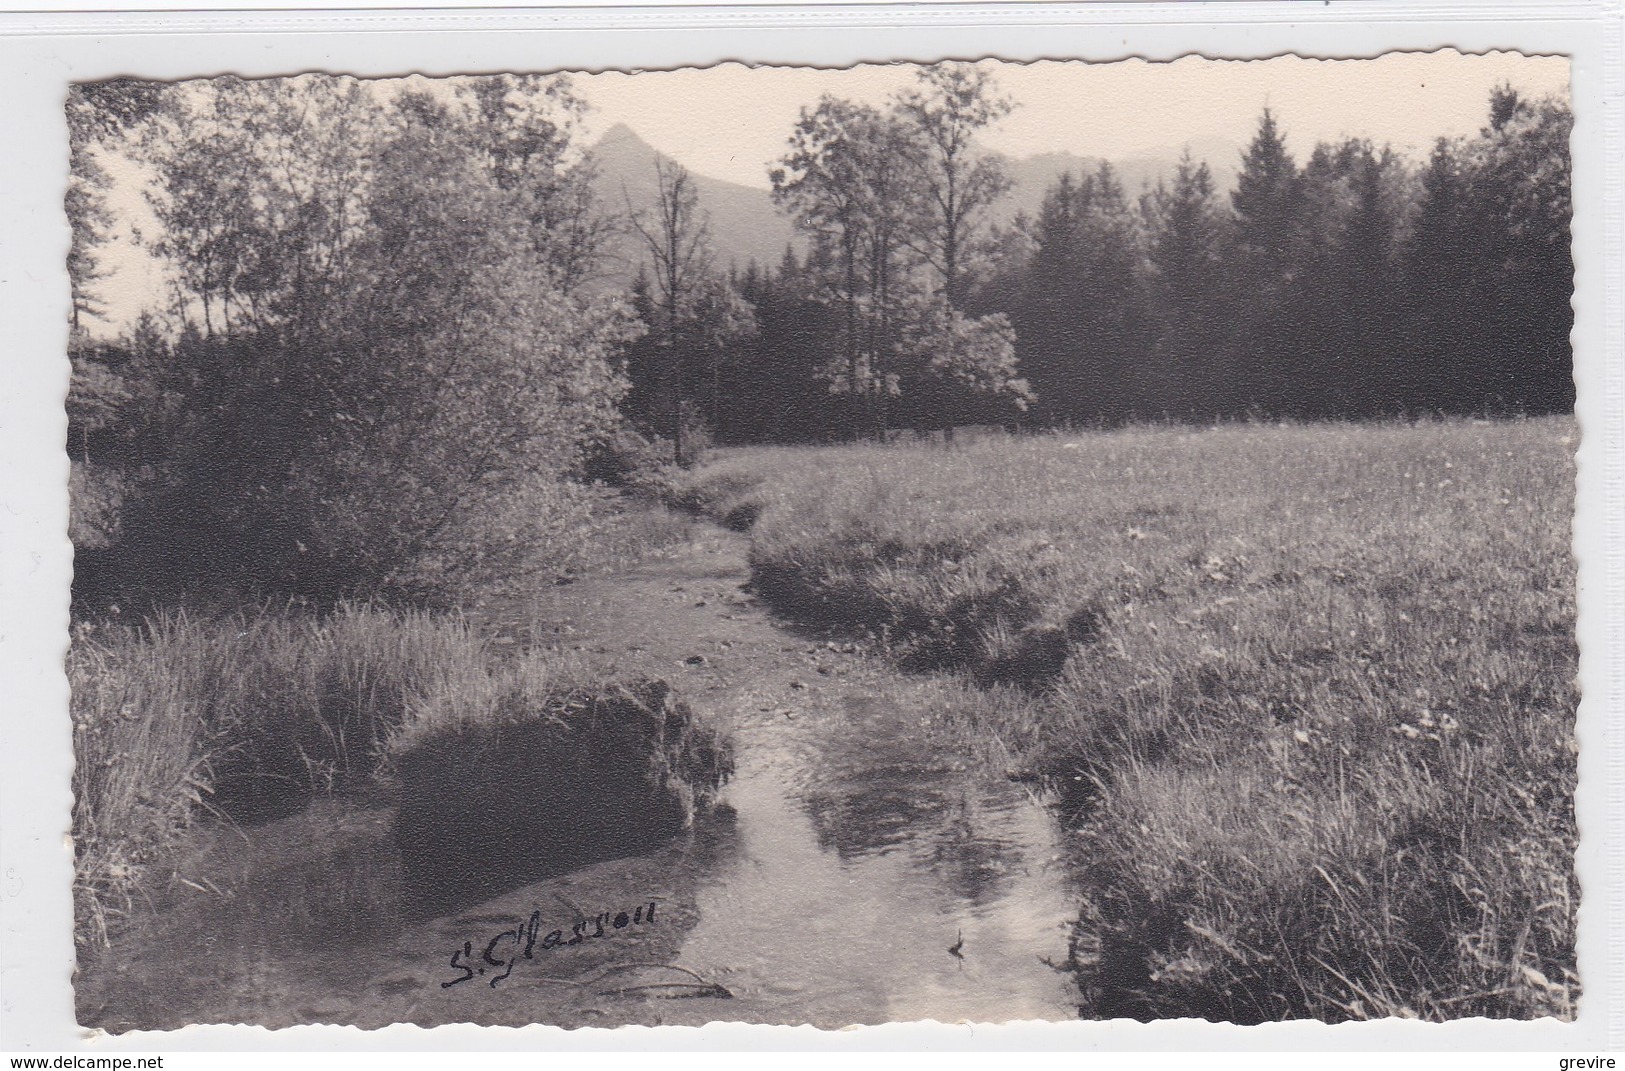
[676,84,1572,445]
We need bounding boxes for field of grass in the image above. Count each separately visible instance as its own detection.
[679,417,1579,1022]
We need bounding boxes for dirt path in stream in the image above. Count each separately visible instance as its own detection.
[78,522,1080,1033]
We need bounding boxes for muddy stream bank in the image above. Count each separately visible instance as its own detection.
[79,523,1080,1031]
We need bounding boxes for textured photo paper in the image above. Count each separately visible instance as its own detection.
[3,9,1615,1050]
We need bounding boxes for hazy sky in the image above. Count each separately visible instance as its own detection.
[572,50,1570,189]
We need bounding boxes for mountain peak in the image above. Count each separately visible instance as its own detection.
[594,123,650,152]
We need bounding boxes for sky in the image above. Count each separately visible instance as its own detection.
[569,50,1571,190]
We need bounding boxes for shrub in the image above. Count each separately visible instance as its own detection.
[71,75,640,610]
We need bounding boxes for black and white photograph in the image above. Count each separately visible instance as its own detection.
[46,43,1586,1035]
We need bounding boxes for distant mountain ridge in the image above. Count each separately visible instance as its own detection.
[993,135,1244,225]
[588,124,1244,285]
[589,124,797,283]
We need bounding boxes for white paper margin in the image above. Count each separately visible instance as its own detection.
[1,0,1620,1054]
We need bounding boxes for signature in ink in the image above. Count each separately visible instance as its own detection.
[441,901,659,989]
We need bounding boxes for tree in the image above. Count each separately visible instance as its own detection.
[1405,136,1476,411]
[1229,107,1306,414]
[66,79,163,333]
[76,74,638,606]
[682,272,758,438]
[465,73,617,293]
[1141,151,1233,417]
[764,64,1026,438]
[1397,88,1572,417]
[1232,108,1302,270]
[628,159,718,464]
[1013,163,1148,426]
[893,63,1014,310]
[726,250,846,444]
[1279,137,1412,417]
[1462,89,1574,413]
[772,97,884,437]
[772,98,919,438]
[892,304,1032,430]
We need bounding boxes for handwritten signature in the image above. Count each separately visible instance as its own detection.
[442,901,658,989]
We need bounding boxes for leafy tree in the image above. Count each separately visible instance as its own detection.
[892,304,1031,430]
[66,79,163,333]
[466,73,617,293]
[772,97,919,437]
[772,97,884,435]
[74,74,635,606]
[767,63,1025,437]
[893,63,1014,311]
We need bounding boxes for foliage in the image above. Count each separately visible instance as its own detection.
[891,305,1032,429]
[892,63,1014,307]
[65,80,163,331]
[744,81,1571,438]
[992,89,1572,427]
[69,74,635,605]
[1138,153,1234,417]
[1014,162,1148,425]
[768,62,1021,437]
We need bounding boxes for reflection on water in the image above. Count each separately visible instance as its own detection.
[665,691,1080,1027]
[802,766,955,859]
[799,697,1035,907]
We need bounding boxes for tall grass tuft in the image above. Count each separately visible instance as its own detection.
[70,619,214,952]
[70,603,732,951]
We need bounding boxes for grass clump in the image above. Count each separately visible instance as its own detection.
[70,621,214,951]
[694,417,1578,1021]
[391,678,733,912]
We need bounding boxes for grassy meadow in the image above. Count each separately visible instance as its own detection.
[679,416,1579,1022]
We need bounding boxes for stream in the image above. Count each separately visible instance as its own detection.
[492,524,1082,1027]
[79,524,1080,1032]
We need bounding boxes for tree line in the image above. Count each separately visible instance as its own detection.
[66,66,1573,607]
[997,89,1574,426]
[659,75,1572,444]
